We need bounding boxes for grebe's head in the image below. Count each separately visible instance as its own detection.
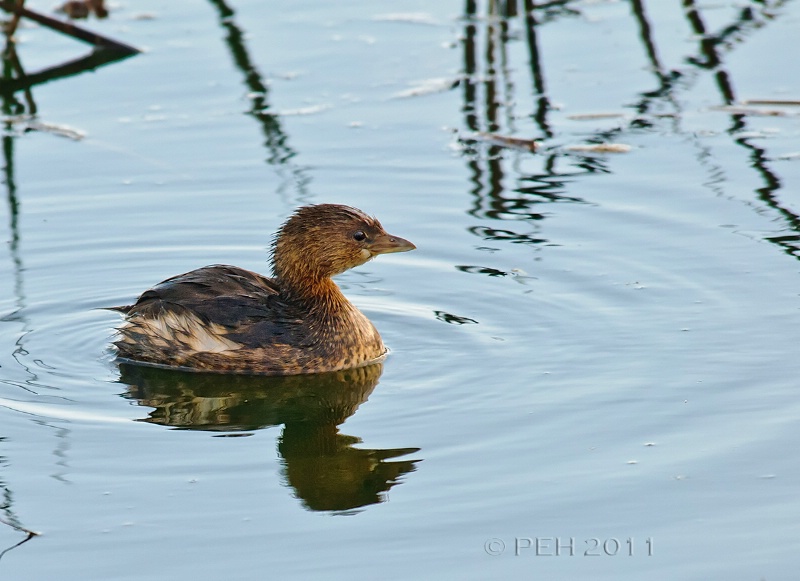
[272,204,415,285]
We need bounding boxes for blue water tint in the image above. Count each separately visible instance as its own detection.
[1,0,800,579]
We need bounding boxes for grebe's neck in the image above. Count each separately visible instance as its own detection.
[277,273,351,312]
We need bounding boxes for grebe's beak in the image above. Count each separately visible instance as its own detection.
[370,232,416,255]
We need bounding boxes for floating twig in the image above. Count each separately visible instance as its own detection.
[392,77,459,99]
[25,120,86,140]
[471,132,540,152]
[742,99,800,107]
[567,112,628,120]
[710,105,788,117]
[565,143,632,153]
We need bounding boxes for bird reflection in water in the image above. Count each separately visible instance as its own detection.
[118,362,420,513]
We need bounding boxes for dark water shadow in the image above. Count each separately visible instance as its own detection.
[118,362,421,513]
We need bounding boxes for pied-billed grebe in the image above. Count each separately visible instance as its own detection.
[112,204,415,374]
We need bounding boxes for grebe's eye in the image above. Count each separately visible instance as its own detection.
[353,230,367,242]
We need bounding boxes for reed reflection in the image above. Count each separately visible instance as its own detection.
[207,0,311,201]
[0,449,37,559]
[0,2,137,97]
[460,0,592,255]
[119,362,420,513]
[0,0,138,362]
[459,0,800,263]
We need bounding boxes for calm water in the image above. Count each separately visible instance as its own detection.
[1,0,799,579]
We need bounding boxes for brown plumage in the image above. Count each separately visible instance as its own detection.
[112,204,415,374]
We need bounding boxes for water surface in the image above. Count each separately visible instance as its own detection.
[1,1,799,579]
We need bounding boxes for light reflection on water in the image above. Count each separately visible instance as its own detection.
[0,0,799,579]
